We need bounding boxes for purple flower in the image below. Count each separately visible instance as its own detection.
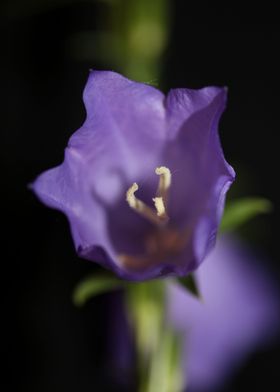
[168,236,280,391]
[32,71,234,280]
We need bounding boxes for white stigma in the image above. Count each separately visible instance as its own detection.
[126,182,139,209]
[155,166,171,205]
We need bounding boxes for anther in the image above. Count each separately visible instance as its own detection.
[153,197,168,220]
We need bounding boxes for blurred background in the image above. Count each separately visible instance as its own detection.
[1,1,280,391]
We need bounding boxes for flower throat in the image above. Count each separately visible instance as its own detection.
[119,167,189,272]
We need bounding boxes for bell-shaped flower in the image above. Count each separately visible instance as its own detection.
[32,71,234,280]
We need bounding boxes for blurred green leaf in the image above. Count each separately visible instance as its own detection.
[177,274,200,298]
[73,274,122,307]
[220,197,272,233]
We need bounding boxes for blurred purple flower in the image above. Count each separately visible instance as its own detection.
[168,236,280,391]
[32,71,234,280]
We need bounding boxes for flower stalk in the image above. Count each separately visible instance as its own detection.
[107,0,170,82]
[125,280,184,392]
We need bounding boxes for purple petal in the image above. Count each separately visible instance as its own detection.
[167,236,280,391]
[163,87,235,273]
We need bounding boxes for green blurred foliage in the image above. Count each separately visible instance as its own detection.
[221,197,272,233]
[72,273,122,306]
[177,274,200,298]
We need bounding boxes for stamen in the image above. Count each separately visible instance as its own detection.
[153,196,168,220]
[155,166,171,204]
[125,166,171,226]
[126,182,164,225]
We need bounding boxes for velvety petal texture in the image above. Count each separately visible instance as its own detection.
[32,71,234,280]
[167,236,280,391]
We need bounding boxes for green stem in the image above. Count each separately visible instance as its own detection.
[108,0,170,82]
[125,281,165,391]
[125,280,184,392]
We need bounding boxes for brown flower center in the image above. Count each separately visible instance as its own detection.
[119,228,189,272]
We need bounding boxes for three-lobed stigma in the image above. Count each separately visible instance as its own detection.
[126,166,171,226]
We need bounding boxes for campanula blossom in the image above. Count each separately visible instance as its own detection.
[32,71,234,280]
[168,237,280,391]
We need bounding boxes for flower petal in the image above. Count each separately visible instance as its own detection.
[162,87,235,272]
[69,70,166,175]
[167,237,280,391]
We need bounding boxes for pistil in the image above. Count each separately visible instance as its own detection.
[155,166,171,205]
[125,166,172,225]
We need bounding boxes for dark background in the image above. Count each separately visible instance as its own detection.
[1,1,280,391]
